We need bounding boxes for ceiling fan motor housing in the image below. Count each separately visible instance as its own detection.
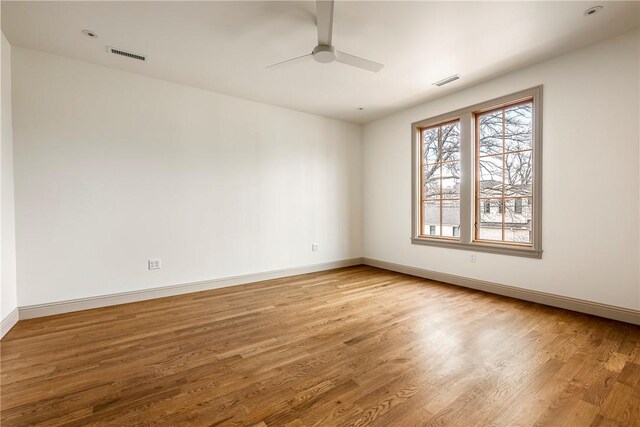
[313,45,336,63]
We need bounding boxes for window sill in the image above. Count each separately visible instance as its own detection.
[410,237,542,259]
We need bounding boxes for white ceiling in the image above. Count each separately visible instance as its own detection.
[2,1,639,123]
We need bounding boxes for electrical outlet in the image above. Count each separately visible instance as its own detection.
[148,258,161,270]
[312,243,319,252]
[470,254,477,263]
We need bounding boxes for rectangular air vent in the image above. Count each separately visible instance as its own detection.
[106,46,146,62]
[433,74,460,87]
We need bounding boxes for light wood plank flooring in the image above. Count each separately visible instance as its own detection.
[1,266,640,426]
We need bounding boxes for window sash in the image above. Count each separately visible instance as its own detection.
[474,99,533,245]
[418,120,461,240]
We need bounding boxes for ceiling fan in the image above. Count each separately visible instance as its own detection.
[267,0,384,72]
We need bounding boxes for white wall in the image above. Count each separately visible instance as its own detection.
[9,30,640,313]
[363,29,640,310]
[1,32,17,323]
[12,48,362,306]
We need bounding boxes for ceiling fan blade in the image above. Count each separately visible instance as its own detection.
[266,53,313,69]
[335,51,384,72]
[316,0,334,46]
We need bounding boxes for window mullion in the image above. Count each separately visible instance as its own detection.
[439,127,443,236]
[501,109,506,242]
[459,112,473,244]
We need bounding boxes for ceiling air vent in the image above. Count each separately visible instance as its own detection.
[106,46,146,62]
[433,74,460,87]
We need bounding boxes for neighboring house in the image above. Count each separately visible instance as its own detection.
[424,201,461,238]
[425,179,532,243]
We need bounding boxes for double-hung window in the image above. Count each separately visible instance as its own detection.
[411,86,542,258]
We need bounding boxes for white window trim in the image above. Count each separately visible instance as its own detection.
[411,86,543,259]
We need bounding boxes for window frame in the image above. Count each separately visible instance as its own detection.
[411,86,542,259]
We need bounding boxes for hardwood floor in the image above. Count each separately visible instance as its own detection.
[1,266,640,426]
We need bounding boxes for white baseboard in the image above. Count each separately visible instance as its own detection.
[363,257,640,326]
[13,256,640,326]
[1,307,19,339]
[18,257,364,320]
